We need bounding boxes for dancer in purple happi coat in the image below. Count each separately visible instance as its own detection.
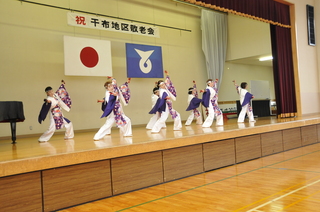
[94,77,132,140]
[149,71,182,133]
[233,80,255,123]
[185,81,202,126]
[38,80,74,142]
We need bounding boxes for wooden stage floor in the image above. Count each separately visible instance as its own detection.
[1,113,320,178]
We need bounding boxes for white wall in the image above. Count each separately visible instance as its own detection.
[219,62,275,102]
[0,0,207,137]
[226,13,272,61]
[316,0,320,101]
[286,0,320,114]
[222,13,275,104]
[0,0,319,137]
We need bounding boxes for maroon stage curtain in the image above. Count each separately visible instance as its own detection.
[270,24,297,117]
[182,0,291,28]
[183,0,297,117]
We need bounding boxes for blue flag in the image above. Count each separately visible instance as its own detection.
[126,43,164,78]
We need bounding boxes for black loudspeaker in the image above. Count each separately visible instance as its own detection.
[307,5,316,46]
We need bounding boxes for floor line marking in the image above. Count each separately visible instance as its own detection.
[232,174,320,212]
[116,145,320,212]
[246,179,320,212]
[276,190,320,211]
[266,167,320,174]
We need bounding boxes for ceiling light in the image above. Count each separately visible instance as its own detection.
[259,56,273,61]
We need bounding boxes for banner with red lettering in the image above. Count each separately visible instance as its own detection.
[67,12,160,38]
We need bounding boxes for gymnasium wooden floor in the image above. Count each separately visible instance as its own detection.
[59,142,320,212]
[1,114,320,211]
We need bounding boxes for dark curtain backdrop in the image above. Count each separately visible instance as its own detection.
[270,24,297,117]
[183,0,291,27]
[182,0,297,117]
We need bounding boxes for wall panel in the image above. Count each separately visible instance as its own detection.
[283,128,302,150]
[0,172,42,211]
[203,139,235,171]
[112,151,163,195]
[163,144,203,182]
[42,160,112,212]
[235,135,261,163]
[261,131,283,156]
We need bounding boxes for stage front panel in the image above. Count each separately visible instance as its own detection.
[317,124,320,142]
[42,160,112,212]
[261,131,283,156]
[203,139,235,171]
[0,172,42,211]
[235,135,261,163]
[283,128,302,151]
[301,125,317,146]
[111,151,163,195]
[163,144,203,182]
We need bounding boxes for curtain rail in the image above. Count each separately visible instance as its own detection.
[18,0,192,32]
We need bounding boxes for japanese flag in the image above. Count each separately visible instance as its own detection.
[64,36,113,76]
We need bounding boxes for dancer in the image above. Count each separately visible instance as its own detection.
[232,80,255,122]
[146,86,161,129]
[149,71,182,133]
[185,81,202,125]
[201,79,223,127]
[94,78,132,140]
[38,80,74,142]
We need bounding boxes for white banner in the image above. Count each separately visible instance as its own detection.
[67,12,160,38]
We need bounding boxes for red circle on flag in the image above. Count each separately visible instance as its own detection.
[80,47,99,68]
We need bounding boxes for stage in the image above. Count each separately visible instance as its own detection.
[1,114,320,211]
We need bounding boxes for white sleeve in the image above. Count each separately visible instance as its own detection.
[55,95,70,112]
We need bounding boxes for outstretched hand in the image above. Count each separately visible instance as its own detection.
[127,78,131,84]
[164,70,168,75]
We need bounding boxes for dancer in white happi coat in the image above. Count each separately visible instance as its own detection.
[233,80,255,123]
[146,87,166,130]
[149,71,182,133]
[94,78,132,140]
[38,80,74,142]
[201,79,223,127]
[185,81,202,126]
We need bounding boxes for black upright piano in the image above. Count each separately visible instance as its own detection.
[0,101,25,144]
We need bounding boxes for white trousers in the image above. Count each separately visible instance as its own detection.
[146,113,167,130]
[185,111,203,126]
[238,104,255,122]
[151,106,182,133]
[146,113,160,129]
[39,116,74,142]
[94,112,132,140]
[202,106,223,127]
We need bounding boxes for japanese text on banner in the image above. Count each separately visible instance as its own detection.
[67,12,160,38]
